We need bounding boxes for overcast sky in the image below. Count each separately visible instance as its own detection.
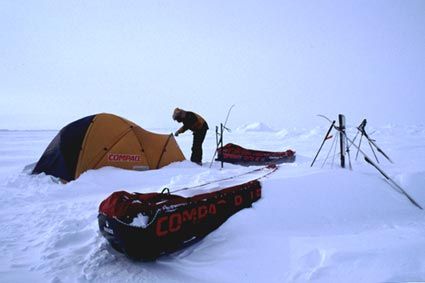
[1,0,424,130]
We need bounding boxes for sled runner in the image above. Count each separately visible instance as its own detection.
[98,180,262,260]
[216,143,295,166]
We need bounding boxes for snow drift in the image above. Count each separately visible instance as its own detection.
[1,126,425,282]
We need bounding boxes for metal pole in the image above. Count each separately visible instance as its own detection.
[220,123,224,169]
[355,132,363,161]
[311,120,335,167]
[208,125,221,168]
[345,133,423,210]
[339,114,346,168]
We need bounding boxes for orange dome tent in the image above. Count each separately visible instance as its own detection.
[32,113,185,181]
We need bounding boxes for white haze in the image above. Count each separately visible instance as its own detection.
[1,0,425,130]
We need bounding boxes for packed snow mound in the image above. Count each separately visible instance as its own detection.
[236,122,275,132]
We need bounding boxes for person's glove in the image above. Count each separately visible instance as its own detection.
[174,131,179,137]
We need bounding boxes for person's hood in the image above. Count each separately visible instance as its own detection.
[172,108,186,121]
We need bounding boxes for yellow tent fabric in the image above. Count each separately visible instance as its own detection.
[74,113,185,179]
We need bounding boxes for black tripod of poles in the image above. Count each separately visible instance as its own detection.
[311,114,352,169]
[350,119,393,164]
[212,123,226,169]
[209,105,234,169]
[311,115,422,210]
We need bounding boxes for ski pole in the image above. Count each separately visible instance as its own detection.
[359,120,393,163]
[343,130,422,210]
[317,114,422,210]
[311,120,336,167]
[209,105,235,168]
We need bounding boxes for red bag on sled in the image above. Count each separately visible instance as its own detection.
[98,180,262,260]
[216,143,295,166]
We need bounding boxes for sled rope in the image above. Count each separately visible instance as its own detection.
[120,165,277,229]
[169,164,278,194]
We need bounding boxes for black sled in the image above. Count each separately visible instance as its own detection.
[216,143,296,166]
[98,180,262,260]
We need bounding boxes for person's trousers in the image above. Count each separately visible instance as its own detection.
[191,128,208,164]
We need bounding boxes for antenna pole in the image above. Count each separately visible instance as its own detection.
[339,114,346,168]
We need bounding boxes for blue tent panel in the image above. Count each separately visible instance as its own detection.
[32,115,96,181]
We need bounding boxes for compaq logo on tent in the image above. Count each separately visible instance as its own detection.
[107,153,141,162]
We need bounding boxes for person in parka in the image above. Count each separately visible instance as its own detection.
[173,108,209,165]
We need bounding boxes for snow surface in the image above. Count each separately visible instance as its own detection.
[236,122,275,133]
[1,125,425,282]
